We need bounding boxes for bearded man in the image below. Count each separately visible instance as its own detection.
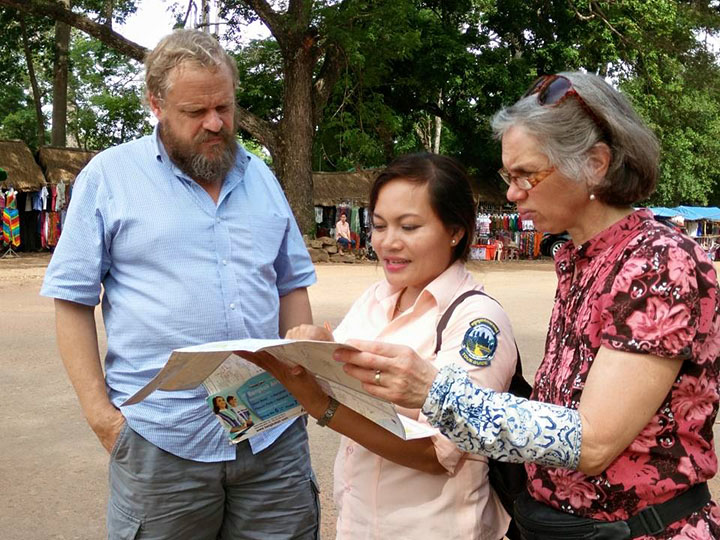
[41,29,319,539]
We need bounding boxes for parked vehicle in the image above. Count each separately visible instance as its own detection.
[540,232,570,258]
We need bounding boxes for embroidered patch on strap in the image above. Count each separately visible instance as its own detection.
[460,318,499,367]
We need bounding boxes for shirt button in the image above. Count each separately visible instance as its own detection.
[230,303,236,310]
[222,259,227,265]
[346,446,353,455]
[216,217,221,223]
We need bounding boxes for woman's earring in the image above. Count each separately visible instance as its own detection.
[589,193,596,201]
[451,239,457,245]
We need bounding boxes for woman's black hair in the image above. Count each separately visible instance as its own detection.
[369,153,476,261]
[212,396,224,414]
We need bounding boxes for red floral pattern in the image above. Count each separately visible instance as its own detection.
[528,209,720,538]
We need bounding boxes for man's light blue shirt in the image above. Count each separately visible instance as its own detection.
[41,129,316,461]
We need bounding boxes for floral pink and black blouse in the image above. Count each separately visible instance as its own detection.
[526,208,720,538]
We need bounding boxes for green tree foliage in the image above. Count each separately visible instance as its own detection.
[0,9,54,148]
[68,34,151,149]
[312,0,720,205]
[2,0,720,208]
[0,1,147,151]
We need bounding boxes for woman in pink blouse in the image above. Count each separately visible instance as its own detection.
[252,153,518,539]
[336,72,720,539]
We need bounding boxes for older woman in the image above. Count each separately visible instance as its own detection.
[336,72,720,539]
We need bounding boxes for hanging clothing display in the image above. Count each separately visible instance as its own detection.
[517,231,542,259]
[0,183,74,253]
[45,212,62,246]
[39,186,49,210]
[55,181,67,211]
[350,206,361,235]
[474,210,542,259]
[2,189,20,247]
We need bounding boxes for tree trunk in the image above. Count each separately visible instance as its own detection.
[102,0,113,27]
[51,0,71,147]
[0,0,147,61]
[272,35,316,235]
[432,90,442,153]
[200,0,210,32]
[19,15,46,147]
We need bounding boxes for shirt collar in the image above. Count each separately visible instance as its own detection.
[374,260,473,316]
[556,208,655,269]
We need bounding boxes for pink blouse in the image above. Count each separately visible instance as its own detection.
[332,261,516,540]
[528,209,720,539]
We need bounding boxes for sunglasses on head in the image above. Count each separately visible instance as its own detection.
[523,74,610,142]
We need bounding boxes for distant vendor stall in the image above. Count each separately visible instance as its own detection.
[648,206,720,258]
[312,169,377,251]
[472,178,531,260]
[0,139,47,254]
[35,146,96,251]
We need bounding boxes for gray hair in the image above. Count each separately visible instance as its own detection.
[492,71,659,205]
[144,29,239,101]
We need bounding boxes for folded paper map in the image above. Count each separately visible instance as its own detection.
[122,338,437,442]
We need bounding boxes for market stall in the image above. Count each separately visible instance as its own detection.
[0,140,47,255]
[648,206,720,258]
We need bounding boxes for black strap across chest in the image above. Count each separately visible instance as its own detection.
[434,289,531,394]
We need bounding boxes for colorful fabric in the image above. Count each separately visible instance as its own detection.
[2,207,20,247]
[423,364,583,469]
[528,209,720,538]
[350,205,360,235]
[46,212,61,247]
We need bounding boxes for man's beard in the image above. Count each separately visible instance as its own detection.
[160,121,237,185]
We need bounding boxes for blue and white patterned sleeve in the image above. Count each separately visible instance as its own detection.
[421,364,583,469]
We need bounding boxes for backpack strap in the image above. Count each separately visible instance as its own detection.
[435,289,532,540]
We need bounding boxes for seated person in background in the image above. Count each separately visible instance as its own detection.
[335,213,355,254]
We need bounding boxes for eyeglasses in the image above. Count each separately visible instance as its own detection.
[524,75,610,141]
[497,167,555,191]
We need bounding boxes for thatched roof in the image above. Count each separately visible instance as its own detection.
[312,169,378,206]
[0,140,46,191]
[471,177,508,205]
[38,146,97,185]
[312,168,508,207]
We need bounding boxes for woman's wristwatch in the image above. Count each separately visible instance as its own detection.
[317,397,340,427]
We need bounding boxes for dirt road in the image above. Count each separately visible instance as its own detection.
[1,255,717,539]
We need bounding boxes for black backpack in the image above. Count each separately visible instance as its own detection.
[435,290,532,540]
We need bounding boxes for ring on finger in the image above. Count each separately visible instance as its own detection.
[374,369,382,385]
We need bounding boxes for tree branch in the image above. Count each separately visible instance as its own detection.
[241,0,285,43]
[312,42,343,127]
[0,0,147,60]
[568,0,629,45]
[236,105,276,150]
[288,0,311,23]
[19,14,46,146]
[181,0,196,29]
